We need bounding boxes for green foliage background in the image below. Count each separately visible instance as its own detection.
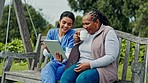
[0,4,48,43]
[5,39,24,53]
[0,39,25,62]
[0,1,147,65]
[67,0,148,37]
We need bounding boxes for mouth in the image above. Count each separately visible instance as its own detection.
[62,27,69,32]
[85,29,89,33]
[86,29,93,35]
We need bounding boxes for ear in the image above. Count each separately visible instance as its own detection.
[95,19,101,25]
[95,19,100,24]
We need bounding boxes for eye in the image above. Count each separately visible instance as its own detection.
[82,22,90,26]
[67,23,72,26]
[85,23,90,25]
[62,21,66,24]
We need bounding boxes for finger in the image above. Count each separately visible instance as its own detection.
[59,54,62,59]
[74,67,80,70]
[75,64,82,70]
[41,42,45,45]
[55,53,59,59]
[74,68,81,72]
[76,63,82,67]
[74,69,79,72]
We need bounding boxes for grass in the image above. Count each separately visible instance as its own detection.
[0,61,28,75]
[0,62,148,82]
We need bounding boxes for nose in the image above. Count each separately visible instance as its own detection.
[83,25,87,29]
[64,23,68,27]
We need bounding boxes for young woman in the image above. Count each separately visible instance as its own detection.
[60,10,119,83]
[41,11,75,83]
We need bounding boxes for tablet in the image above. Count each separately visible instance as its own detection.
[44,40,67,59]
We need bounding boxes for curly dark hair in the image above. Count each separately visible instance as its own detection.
[85,9,110,25]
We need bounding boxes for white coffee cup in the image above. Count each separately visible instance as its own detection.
[80,30,88,40]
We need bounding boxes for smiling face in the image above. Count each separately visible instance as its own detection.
[82,14,101,35]
[59,17,73,33]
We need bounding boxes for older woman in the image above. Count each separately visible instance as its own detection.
[60,9,119,83]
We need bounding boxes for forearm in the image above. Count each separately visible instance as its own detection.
[90,30,119,68]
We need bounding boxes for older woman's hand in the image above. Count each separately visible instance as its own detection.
[74,62,90,72]
[74,30,80,44]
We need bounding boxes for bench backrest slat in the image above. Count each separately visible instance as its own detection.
[116,37,122,68]
[31,34,42,70]
[144,45,148,83]
[38,46,44,69]
[121,40,130,80]
[134,43,140,61]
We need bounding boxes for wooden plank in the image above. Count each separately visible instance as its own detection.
[0,0,5,24]
[115,30,148,44]
[0,52,36,59]
[38,46,44,70]
[131,62,145,83]
[122,40,130,80]
[144,44,148,83]
[31,34,42,70]
[5,70,41,83]
[131,43,140,82]
[0,52,8,58]
[13,0,33,68]
[116,37,122,68]
[13,0,33,52]
[1,57,13,83]
[133,43,140,61]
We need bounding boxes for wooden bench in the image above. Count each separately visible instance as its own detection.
[0,30,148,83]
[115,30,148,83]
[0,34,43,83]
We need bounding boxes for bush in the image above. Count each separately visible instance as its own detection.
[6,39,24,53]
[0,39,36,63]
[0,42,4,52]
